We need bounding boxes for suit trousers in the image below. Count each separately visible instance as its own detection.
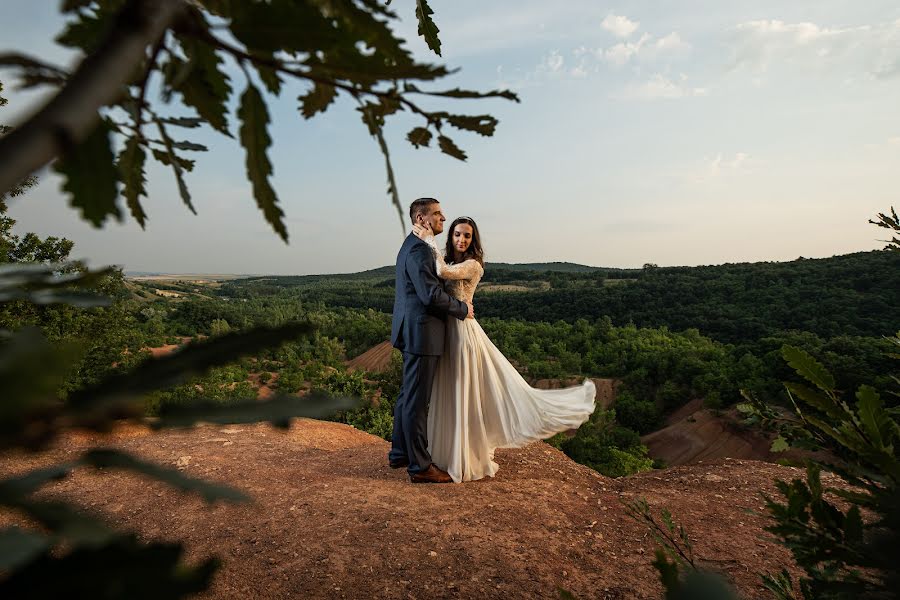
[389,352,439,475]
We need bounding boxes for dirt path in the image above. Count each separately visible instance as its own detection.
[0,420,808,599]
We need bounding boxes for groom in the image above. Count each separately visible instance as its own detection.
[389,198,473,483]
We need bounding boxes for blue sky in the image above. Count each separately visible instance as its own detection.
[2,1,899,274]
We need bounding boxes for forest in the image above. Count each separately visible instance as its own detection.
[3,221,895,481]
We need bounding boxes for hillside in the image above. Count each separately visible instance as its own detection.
[0,420,809,599]
[640,399,796,467]
[217,250,898,346]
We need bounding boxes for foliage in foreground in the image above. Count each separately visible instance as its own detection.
[0,264,358,597]
[0,0,515,236]
[748,341,900,599]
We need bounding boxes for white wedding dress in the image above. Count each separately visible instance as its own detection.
[423,239,596,482]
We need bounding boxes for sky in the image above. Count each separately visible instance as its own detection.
[1,1,899,275]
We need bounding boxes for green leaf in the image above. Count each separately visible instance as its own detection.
[170,141,208,152]
[0,536,218,597]
[660,508,675,533]
[0,264,112,307]
[298,83,337,119]
[651,548,681,595]
[0,53,68,89]
[781,345,835,393]
[843,505,864,544]
[405,84,520,103]
[153,119,196,214]
[159,116,203,128]
[3,498,115,547]
[172,39,232,136]
[230,2,334,55]
[61,0,93,11]
[150,148,195,173]
[117,138,148,228]
[856,385,885,447]
[0,463,74,499]
[238,84,288,243]
[406,127,432,148]
[53,119,121,227]
[415,0,441,56]
[153,392,360,430]
[761,569,798,600]
[255,62,282,95]
[55,9,112,54]
[784,382,846,421]
[446,113,498,136]
[82,449,249,503]
[65,323,315,415]
[0,527,50,571]
[770,436,790,453]
[359,104,404,233]
[438,135,467,161]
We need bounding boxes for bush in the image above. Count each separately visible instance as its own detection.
[559,409,653,478]
[614,389,662,434]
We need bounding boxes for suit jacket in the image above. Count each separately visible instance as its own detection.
[391,233,468,356]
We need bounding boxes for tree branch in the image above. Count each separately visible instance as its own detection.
[195,30,438,124]
[0,0,188,197]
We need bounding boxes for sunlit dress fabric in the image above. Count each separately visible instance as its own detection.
[423,239,596,482]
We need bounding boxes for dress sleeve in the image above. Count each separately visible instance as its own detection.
[422,236,483,281]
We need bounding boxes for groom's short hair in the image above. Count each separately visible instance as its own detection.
[409,197,439,224]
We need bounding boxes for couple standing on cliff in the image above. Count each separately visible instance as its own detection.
[388,197,596,483]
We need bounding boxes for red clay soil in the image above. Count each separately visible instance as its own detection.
[145,337,194,358]
[346,341,395,373]
[0,420,812,599]
[640,400,810,467]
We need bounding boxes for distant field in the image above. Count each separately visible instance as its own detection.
[479,283,549,293]
[127,274,250,282]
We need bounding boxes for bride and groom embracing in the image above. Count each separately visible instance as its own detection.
[388,198,597,483]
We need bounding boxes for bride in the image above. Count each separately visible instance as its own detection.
[412,216,596,482]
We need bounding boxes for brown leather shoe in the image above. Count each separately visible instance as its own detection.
[410,464,453,484]
[388,458,409,469]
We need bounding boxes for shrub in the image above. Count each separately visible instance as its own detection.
[614,389,663,434]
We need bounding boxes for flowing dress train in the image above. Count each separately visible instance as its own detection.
[423,240,596,482]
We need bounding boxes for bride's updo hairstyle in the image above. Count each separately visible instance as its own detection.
[445,216,485,266]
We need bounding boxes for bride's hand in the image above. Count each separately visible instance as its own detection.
[412,222,434,241]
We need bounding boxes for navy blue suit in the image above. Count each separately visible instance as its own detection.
[389,233,468,474]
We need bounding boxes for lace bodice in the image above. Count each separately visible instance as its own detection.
[422,237,483,303]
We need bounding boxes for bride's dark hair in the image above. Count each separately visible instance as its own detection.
[444,216,485,266]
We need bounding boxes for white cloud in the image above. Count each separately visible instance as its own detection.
[509,49,591,86]
[616,74,708,100]
[730,18,900,78]
[540,49,565,74]
[602,33,650,66]
[655,32,690,54]
[600,31,691,67]
[601,14,639,39]
[687,153,757,183]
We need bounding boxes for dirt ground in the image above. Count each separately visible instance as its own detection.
[0,420,812,599]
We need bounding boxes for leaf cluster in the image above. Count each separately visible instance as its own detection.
[754,341,900,599]
[622,498,737,600]
[0,0,517,236]
[0,264,358,595]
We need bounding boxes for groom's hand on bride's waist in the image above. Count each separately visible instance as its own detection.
[466,302,475,319]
